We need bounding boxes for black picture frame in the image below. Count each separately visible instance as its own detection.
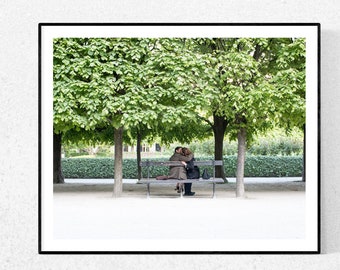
[39,23,320,254]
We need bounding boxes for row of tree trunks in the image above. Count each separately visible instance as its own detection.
[52,128,125,197]
[53,124,305,198]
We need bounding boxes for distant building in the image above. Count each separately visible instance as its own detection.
[123,143,162,153]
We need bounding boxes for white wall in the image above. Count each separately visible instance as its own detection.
[1,0,339,269]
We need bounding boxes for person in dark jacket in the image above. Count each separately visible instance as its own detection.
[181,147,198,196]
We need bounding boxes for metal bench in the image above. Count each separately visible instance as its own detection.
[138,160,224,198]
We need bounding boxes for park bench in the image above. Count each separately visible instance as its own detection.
[138,160,224,198]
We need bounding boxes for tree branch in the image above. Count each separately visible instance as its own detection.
[196,114,214,128]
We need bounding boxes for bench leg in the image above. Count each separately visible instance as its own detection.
[147,183,150,199]
[212,183,216,199]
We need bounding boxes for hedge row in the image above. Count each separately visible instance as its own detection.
[61,156,303,178]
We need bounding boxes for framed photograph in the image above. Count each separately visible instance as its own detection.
[39,23,320,254]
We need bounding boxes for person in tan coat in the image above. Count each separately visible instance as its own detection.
[168,146,195,196]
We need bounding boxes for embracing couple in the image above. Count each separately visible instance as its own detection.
[169,146,200,196]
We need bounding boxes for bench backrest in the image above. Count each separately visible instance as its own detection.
[140,160,223,179]
[140,160,223,167]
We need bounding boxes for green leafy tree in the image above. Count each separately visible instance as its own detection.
[190,38,306,197]
[268,38,306,181]
[53,38,206,194]
[122,38,212,178]
[53,38,162,195]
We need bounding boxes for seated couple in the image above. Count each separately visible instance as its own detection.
[169,146,200,196]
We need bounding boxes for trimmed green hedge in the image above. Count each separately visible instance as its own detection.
[62,156,303,178]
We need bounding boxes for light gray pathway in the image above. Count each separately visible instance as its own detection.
[64,177,302,184]
[52,177,306,252]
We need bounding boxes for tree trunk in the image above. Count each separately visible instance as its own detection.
[113,127,124,198]
[136,131,142,180]
[302,124,306,182]
[213,114,228,182]
[53,132,64,184]
[236,127,247,198]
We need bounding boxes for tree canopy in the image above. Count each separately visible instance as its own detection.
[54,38,207,143]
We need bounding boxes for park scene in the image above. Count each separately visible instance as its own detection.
[50,36,308,251]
